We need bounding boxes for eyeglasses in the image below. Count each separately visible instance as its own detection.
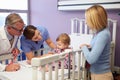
[11,26,24,33]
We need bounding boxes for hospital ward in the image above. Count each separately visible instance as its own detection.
[0,0,120,80]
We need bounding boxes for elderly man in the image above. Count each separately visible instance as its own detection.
[0,13,25,71]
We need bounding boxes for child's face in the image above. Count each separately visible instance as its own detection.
[56,41,68,49]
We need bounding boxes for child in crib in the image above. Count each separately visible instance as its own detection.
[53,33,72,69]
[39,33,72,71]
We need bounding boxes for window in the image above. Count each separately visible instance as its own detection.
[0,0,29,27]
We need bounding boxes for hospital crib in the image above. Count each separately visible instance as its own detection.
[31,49,86,80]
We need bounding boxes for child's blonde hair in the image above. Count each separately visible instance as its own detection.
[56,33,70,45]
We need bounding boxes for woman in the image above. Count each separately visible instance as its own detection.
[80,5,113,80]
[20,25,56,63]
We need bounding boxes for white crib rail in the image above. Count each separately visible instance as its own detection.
[31,49,86,80]
[108,18,117,72]
[0,53,13,64]
[0,51,23,64]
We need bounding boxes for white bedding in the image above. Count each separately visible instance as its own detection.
[0,61,69,80]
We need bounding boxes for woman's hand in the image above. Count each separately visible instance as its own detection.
[80,44,91,48]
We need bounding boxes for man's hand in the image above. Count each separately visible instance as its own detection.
[11,48,20,57]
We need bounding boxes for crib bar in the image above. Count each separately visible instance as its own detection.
[42,66,46,80]
[61,60,64,80]
[80,21,83,35]
[19,52,23,61]
[55,62,58,80]
[112,20,117,43]
[32,67,38,80]
[78,51,81,80]
[72,52,75,79]
[85,24,88,34]
[75,19,78,34]
[68,53,70,79]
[49,64,52,80]
[71,19,74,34]
[8,59,12,64]
[109,19,117,72]
[35,47,52,56]
[81,52,86,80]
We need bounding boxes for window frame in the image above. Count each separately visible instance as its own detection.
[0,0,30,25]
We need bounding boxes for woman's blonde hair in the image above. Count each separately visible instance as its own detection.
[85,5,108,32]
[5,13,23,26]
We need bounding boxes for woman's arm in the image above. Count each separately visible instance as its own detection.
[81,31,110,64]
